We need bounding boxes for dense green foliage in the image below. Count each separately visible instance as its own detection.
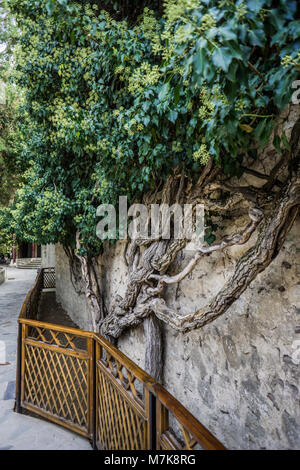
[0,85,21,254]
[0,1,22,253]
[3,0,300,254]
[0,86,22,205]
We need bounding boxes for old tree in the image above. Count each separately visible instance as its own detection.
[4,0,300,379]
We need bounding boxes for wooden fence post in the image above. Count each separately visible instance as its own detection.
[92,339,97,450]
[15,322,23,414]
[149,391,157,450]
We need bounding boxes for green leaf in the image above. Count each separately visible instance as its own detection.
[248,29,265,47]
[273,135,282,154]
[46,0,55,16]
[281,132,291,150]
[158,83,170,102]
[143,116,150,126]
[203,63,215,82]
[273,76,293,108]
[167,110,178,123]
[206,233,216,244]
[247,0,265,13]
[212,47,232,72]
[174,85,180,106]
[268,9,286,30]
[253,118,267,139]
[259,119,274,148]
[227,61,238,82]
[229,43,243,61]
[193,47,206,75]
[218,25,237,42]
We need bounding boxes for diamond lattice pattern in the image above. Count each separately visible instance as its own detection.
[24,343,88,430]
[96,366,146,450]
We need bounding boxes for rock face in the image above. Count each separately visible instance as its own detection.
[56,245,92,330]
[41,244,56,268]
[55,217,300,450]
[54,103,300,450]
[0,268,5,285]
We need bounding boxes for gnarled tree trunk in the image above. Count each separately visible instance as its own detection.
[65,113,300,384]
[100,116,300,339]
[144,314,163,382]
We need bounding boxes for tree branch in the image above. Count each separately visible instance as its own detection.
[101,170,300,339]
[150,207,263,287]
[151,175,300,331]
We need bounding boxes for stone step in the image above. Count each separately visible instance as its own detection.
[16,258,42,269]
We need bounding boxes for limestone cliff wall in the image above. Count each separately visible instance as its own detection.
[55,245,92,330]
[54,105,300,449]
[55,218,300,449]
[41,244,56,268]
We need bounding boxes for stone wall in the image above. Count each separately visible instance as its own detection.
[55,218,300,450]
[41,244,56,268]
[54,105,300,449]
[55,244,92,330]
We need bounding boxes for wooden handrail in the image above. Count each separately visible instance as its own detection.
[19,269,44,319]
[93,333,156,388]
[19,318,95,338]
[93,333,225,450]
[18,289,33,320]
[152,382,226,450]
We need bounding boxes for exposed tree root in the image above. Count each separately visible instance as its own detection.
[64,116,300,381]
[100,119,300,345]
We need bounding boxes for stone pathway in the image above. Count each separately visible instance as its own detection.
[0,267,91,450]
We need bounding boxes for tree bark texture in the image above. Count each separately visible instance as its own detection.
[63,112,300,383]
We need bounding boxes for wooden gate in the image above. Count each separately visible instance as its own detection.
[19,321,93,437]
[16,268,226,450]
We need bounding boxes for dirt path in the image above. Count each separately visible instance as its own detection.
[37,291,87,351]
[38,291,80,329]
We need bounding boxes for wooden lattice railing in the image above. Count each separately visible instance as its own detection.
[16,268,225,450]
[43,267,56,289]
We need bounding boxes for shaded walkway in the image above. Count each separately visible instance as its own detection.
[0,267,91,450]
[38,291,80,328]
